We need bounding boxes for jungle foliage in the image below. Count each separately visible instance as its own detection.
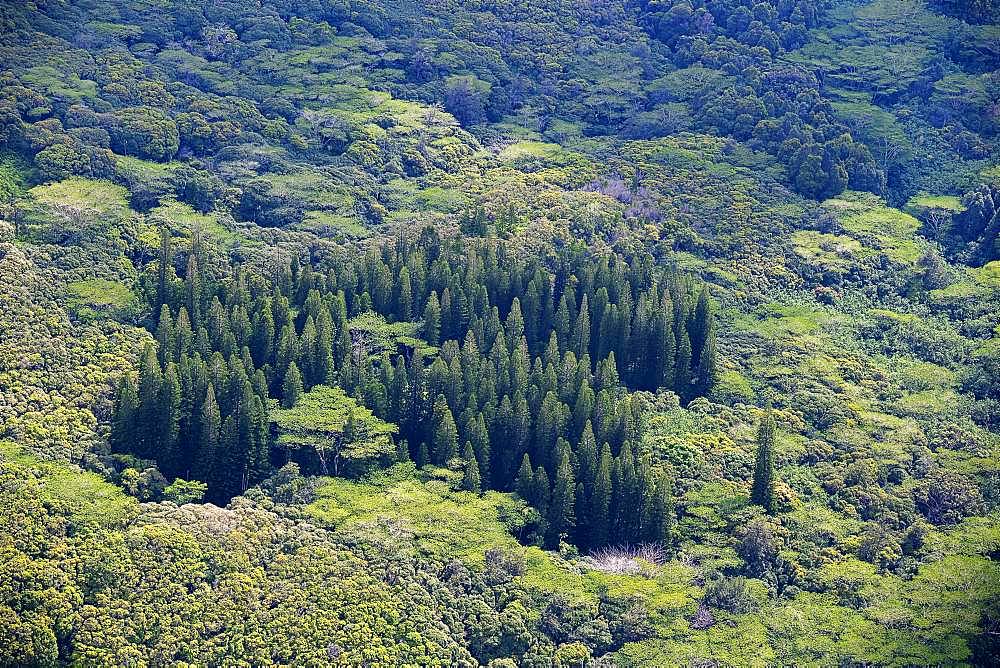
[0,0,998,666]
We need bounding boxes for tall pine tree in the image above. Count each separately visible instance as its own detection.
[546,451,575,548]
[751,409,777,513]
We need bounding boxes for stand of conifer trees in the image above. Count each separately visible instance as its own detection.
[112,228,715,547]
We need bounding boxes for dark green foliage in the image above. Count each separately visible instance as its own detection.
[751,410,777,513]
[120,226,711,537]
[107,107,179,161]
[932,0,1000,23]
[545,450,575,548]
[281,361,303,408]
[462,441,482,493]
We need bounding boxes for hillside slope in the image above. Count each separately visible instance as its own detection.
[0,0,998,666]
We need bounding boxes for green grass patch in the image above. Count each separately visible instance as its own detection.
[930,261,1000,303]
[413,186,470,213]
[791,230,864,269]
[41,468,137,528]
[824,193,924,265]
[66,279,134,308]
[905,194,965,212]
[736,302,831,340]
[299,210,369,238]
[306,466,525,562]
[149,199,237,242]
[0,441,137,529]
[498,141,585,170]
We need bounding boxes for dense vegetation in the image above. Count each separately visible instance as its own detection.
[1,0,998,665]
[111,231,715,549]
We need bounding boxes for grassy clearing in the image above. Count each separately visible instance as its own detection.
[0,440,137,528]
[65,279,134,308]
[824,193,924,265]
[299,210,369,238]
[736,302,832,340]
[150,199,237,242]
[307,465,525,562]
[27,177,131,222]
[905,194,965,212]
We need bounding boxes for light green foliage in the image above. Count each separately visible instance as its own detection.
[824,193,924,265]
[163,478,207,505]
[0,153,25,203]
[0,229,146,460]
[906,194,966,212]
[272,385,397,477]
[308,463,526,561]
[347,312,437,359]
[65,279,135,320]
[148,199,236,243]
[18,178,132,246]
[0,446,492,666]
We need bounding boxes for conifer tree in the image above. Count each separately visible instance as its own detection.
[158,362,182,474]
[572,294,590,359]
[185,253,202,329]
[674,324,692,400]
[535,391,566,470]
[423,290,441,345]
[694,324,717,398]
[554,294,571,351]
[531,466,551,515]
[248,395,270,483]
[314,309,336,384]
[111,374,139,453]
[175,307,193,359]
[275,324,298,380]
[232,380,256,493]
[299,315,318,386]
[388,357,409,424]
[156,228,172,315]
[572,383,595,440]
[574,423,598,547]
[546,451,575,548]
[617,445,639,542]
[136,342,163,458]
[281,362,303,408]
[461,442,482,493]
[751,409,777,513]
[650,471,675,545]
[440,288,455,341]
[591,443,613,547]
[690,285,711,368]
[467,413,490,485]
[431,399,458,465]
[211,414,238,503]
[515,453,534,500]
[595,352,619,392]
[656,302,675,390]
[193,383,220,483]
[417,441,430,468]
[543,331,560,369]
[397,266,413,320]
[251,302,275,366]
[156,305,175,363]
[505,298,525,346]
[395,438,411,463]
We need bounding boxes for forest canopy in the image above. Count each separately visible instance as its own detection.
[0,0,998,666]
